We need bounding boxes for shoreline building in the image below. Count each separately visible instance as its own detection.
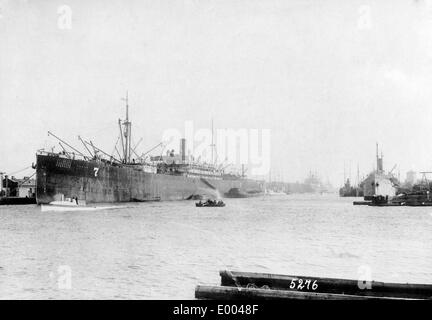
[1,174,36,198]
[404,170,417,188]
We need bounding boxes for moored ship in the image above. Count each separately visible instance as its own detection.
[362,144,399,201]
[303,171,331,193]
[339,178,363,197]
[35,96,264,204]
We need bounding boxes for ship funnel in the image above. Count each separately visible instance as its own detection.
[376,143,384,172]
[377,157,383,172]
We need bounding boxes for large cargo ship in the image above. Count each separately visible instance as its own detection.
[35,97,264,204]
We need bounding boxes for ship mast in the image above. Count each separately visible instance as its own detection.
[376,142,379,172]
[121,91,132,163]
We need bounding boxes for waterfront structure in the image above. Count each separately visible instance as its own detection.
[405,170,417,187]
[1,175,18,197]
[17,177,36,198]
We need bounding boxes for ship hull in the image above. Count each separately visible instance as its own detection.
[362,172,397,201]
[35,154,264,204]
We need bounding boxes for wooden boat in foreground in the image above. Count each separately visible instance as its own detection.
[195,270,432,300]
[195,285,416,300]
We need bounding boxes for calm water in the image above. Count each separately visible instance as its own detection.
[0,194,431,299]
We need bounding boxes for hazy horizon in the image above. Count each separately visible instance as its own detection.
[2,0,432,186]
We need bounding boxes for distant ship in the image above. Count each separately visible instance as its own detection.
[339,178,363,197]
[362,144,398,200]
[303,171,330,193]
[339,164,364,197]
[35,96,265,204]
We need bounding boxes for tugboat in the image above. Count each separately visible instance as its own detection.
[195,199,226,207]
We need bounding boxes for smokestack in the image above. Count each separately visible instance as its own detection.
[376,143,383,172]
[378,154,383,172]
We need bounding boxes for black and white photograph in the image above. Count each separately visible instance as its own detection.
[1,0,431,307]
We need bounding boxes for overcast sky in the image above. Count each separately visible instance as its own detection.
[1,0,432,185]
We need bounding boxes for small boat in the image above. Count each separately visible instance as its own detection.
[224,188,262,198]
[186,194,204,200]
[195,200,226,207]
[131,196,161,202]
[353,201,371,205]
[41,199,120,212]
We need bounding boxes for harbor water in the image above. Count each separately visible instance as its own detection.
[0,194,431,299]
